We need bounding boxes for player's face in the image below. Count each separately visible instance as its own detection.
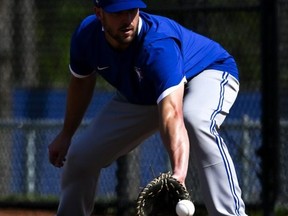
[95,8,139,50]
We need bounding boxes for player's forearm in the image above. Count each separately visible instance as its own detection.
[160,114,190,183]
[158,85,189,183]
[62,75,96,137]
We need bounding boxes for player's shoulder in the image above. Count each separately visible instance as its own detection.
[140,11,175,25]
[71,14,102,46]
[140,11,179,33]
[139,12,183,51]
[70,14,103,56]
[74,15,101,36]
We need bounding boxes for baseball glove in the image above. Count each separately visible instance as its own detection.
[136,172,191,216]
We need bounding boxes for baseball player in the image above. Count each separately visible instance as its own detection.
[48,0,247,215]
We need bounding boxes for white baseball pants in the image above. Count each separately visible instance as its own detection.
[56,69,247,216]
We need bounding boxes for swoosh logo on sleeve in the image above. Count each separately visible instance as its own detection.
[97,66,110,71]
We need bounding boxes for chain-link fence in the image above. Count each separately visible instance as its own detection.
[0,0,287,215]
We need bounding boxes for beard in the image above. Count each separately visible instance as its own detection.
[107,25,136,44]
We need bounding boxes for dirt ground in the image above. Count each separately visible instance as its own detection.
[0,208,115,216]
[0,209,56,216]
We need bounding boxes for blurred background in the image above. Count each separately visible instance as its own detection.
[0,0,287,215]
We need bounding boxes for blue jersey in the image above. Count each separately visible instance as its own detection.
[70,12,238,105]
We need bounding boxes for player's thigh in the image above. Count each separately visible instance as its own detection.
[183,70,239,128]
[183,70,239,166]
[67,94,159,170]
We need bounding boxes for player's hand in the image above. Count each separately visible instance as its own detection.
[48,131,71,168]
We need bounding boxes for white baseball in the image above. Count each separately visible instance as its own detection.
[176,200,195,216]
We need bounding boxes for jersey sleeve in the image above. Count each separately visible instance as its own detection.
[145,38,186,103]
[69,16,97,78]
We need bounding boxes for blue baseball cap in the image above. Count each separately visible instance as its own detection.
[94,0,147,13]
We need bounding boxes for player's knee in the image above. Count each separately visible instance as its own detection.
[65,153,88,176]
[65,149,102,176]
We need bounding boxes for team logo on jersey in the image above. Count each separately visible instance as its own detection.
[134,66,143,81]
